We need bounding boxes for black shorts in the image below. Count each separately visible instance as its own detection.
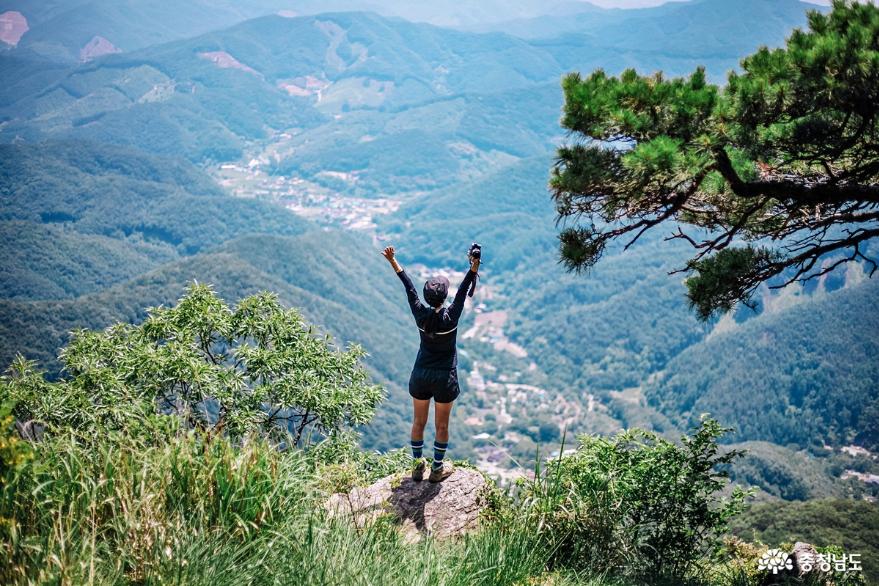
[408,367,460,403]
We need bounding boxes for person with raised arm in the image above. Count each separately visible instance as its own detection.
[381,243,481,482]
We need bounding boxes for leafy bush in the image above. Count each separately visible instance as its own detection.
[2,284,383,442]
[520,418,748,581]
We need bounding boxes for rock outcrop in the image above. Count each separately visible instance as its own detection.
[326,467,489,542]
[80,36,121,62]
[790,542,821,577]
[0,11,28,46]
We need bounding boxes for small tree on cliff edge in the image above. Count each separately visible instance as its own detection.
[551,0,879,319]
[2,284,383,443]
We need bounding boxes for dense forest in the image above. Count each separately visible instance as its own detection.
[647,278,879,452]
[731,499,879,583]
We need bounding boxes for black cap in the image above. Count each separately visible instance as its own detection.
[423,276,449,307]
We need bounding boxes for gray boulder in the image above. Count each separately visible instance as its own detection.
[791,541,821,577]
[326,467,489,542]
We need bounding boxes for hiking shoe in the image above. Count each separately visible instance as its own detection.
[412,458,426,481]
[428,462,454,483]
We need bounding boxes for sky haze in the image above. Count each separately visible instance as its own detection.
[588,0,831,7]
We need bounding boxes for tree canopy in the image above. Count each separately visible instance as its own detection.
[2,284,383,442]
[551,0,879,319]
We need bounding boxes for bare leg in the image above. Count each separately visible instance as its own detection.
[411,398,429,443]
[434,400,453,444]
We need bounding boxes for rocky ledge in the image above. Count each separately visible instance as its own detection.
[326,467,489,542]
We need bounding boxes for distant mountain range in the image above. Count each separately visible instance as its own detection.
[0,2,825,171]
[1,0,823,68]
[0,0,594,63]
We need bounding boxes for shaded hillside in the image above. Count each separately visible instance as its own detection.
[725,441,862,501]
[503,233,707,395]
[0,221,177,299]
[378,156,560,268]
[0,231,413,375]
[0,141,309,296]
[646,277,879,451]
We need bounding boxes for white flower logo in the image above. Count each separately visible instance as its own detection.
[758,549,793,574]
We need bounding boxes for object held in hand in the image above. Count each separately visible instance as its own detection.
[467,242,481,298]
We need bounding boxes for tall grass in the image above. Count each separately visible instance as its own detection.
[0,423,562,585]
[2,426,316,584]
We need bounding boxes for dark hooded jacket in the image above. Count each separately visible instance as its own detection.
[397,269,476,371]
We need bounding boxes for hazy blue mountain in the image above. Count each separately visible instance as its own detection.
[481,0,819,43]
[0,12,567,164]
[0,0,600,63]
[1,3,824,165]
[536,0,826,81]
[330,0,602,28]
[0,0,315,62]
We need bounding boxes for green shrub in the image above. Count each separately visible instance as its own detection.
[0,422,559,586]
[520,418,748,581]
[0,402,34,570]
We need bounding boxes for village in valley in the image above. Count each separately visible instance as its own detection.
[213,154,401,231]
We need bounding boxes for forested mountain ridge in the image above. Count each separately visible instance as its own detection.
[0,220,177,300]
[0,12,567,168]
[647,275,879,452]
[0,141,309,293]
[0,4,821,164]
